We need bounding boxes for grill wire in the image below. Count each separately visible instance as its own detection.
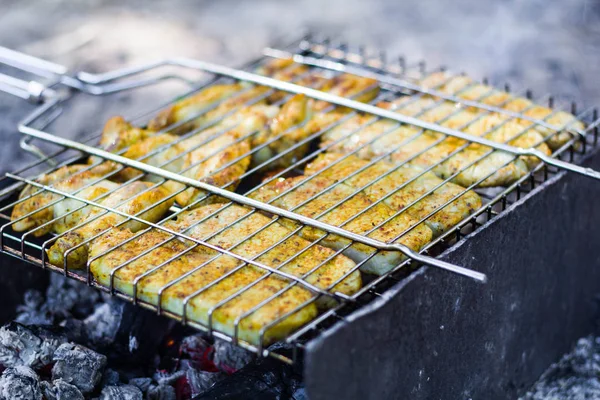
[0,36,599,364]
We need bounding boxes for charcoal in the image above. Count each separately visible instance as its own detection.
[15,275,102,327]
[101,368,121,387]
[15,290,53,325]
[185,368,226,397]
[83,300,173,365]
[41,379,84,400]
[522,336,600,399]
[292,387,309,400]
[52,343,107,393]
[99,385,143,400]
[153,370,185,386]
[0,366,42,400]
[0,322,65,369]
[60,318,85,343]
[128,377,152,393]
[212,339,254,373]
[147,384,176,400]
[45,274,101,319]
[196,355,303,400]
[180,335,210,358]
[84,302,123,348]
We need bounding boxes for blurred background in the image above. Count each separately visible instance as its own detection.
[1,0,600,172]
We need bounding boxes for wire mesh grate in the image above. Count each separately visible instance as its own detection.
[0,35,599,364]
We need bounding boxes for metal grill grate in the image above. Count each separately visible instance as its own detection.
[0,36,599,364]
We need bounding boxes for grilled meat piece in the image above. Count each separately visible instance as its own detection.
[170,130,252,207]
[52,180,119,234]
[47,181,173,269]
[89,203,359,345]
[419,71,584,149]
[252,94,314,168]
[11,162,119,236]
[314,74,380,112]
[305,153,481,237]
[249,176,432,275]
[147,83,246,134]
[89,116,155,165]
[163,105,278,207]
[114,133,186,182]
[250,71,379,170]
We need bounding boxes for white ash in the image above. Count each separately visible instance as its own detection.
[100,369,121,388]
[185,368,225,398]
[128,335,139,353]
[152,370,185,386]
[179,335,210,359]
[0,323,65,369]
[212,339,254,372]
[83,302,122,348]
[16,291,53,325]
[128,377,152,393]
[16,275,102,326]
[52,343,107,394]
[98,384,143,400]
[521,336,600,400]
[0,366,42,400]
[146,384,176,400]
[41,379,84,400]
[292,387,309,400]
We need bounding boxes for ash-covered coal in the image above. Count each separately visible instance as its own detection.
[41,379,85,400]
[0,322,65,369]
[0,366,43,400]
[197,344,304,400]
[521,336,600,400]
[82,299,174,365]
[16,274,101,326]
[0,274,286,399]
[52,343,107,393]
[99,384,143,400]
[212,340,254,374]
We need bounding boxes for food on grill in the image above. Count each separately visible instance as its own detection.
[89,203,359,345]
[47,181,174,269]
[304,153,482,237]
[162,204,361,302]
[53,180,119,234]
[146,58,310,135]
[164,105,278,206]
[170,130,252,207]
[11,162,119,236]
[90,116,155,165]
[249,176,433,275]
[147,83,245,134]
[314,74,380,112]
[115,133,186,182]
[320,94,553,187]
[384,96,553,187]
[252,94,314,168]
[419,71,585,149]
